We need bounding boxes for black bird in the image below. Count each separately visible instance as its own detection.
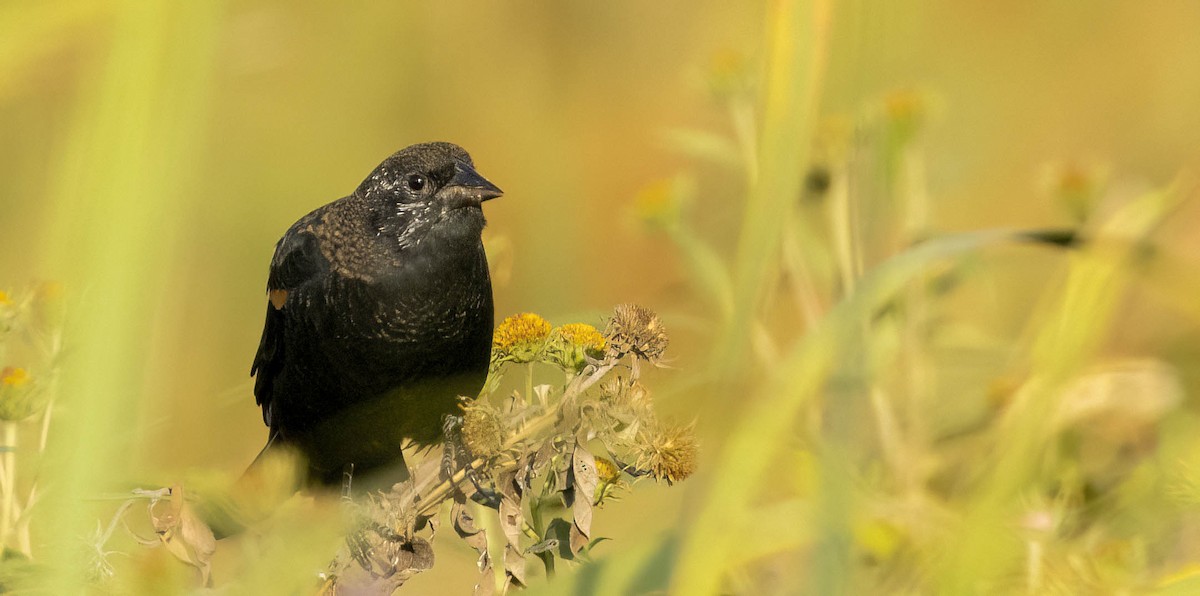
[250,142,501,488]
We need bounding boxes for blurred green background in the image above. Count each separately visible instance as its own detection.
[3,1,1200,593]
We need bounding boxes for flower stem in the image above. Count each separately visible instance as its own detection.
[526,363,536,407]
[529,494,555,577]
[0,421,17,549]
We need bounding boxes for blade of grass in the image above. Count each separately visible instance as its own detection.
[939,186,1184,592]
[715,0,832,376]
[34,1,224,590]
[673,228,1067,594]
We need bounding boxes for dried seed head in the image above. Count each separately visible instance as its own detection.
[546,323,607,371]
[605,304,668,362]
[633,423,698,485]
[597,377,656,431]
[599,376,628,404]
[460,403,505,459]
[492,312,552,364]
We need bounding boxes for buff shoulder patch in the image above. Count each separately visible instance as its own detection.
[269,289,289,310]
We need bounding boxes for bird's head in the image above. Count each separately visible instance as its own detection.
[356,142,502,249]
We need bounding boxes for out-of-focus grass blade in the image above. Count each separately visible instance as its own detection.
[939,186,1183,593]
[33,1,224,591]
[672,227,1061,595]
[1132,246,1200,327]
[231,498,344,596]
[1156,566,1200,595]
[667,226,734,320]
[0,0,111,93]
[660,128,743,169]
[716,0,832,377]
[522,532,679,596]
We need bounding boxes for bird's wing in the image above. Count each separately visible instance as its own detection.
[250,220,330,428]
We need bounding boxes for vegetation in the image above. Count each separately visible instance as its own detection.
[2,1,1200,594]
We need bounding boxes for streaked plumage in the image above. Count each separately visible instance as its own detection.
[250,142,501,487]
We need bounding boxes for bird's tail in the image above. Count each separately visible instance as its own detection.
[201,432,304,539]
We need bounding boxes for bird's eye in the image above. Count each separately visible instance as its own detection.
[405,174,426,192]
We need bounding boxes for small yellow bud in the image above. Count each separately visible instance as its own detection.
[0,367,42,421]
[633,179,680,229]
[706,47,751,98]
[593,456,622,484]
[1040,161,1106,223]
[0,367,28,388]
[883,88,928,145]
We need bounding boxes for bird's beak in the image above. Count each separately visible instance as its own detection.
[447,161,503,204]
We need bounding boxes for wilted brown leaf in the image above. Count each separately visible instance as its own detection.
[453,498,495,596]
[330,533,434,595]
[148,485,216,586]
[498,470,527,587]
[567,444,599,554]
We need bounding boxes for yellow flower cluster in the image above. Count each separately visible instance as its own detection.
[545,323,607,372]
[556,323,606,354]
[492,314,613,372]
[492,313,552,363]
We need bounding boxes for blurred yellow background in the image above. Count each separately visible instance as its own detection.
[3,1,1200,593]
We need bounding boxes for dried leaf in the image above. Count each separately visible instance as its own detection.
[453,498,495,596]
[426,511,440,541]
[452,499,488,551]
[498,470,527,587]
[533,384,553,404]
[530,440,559,493]
[149,485,216,586]
[661,128,742,167]
[1055,359,1183,441]
[330,534,434,594]
[568,444,599,554]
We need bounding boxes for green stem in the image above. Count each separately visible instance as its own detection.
[0,421,16,549]
[525,363,536,406]
[528,496,555,577]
